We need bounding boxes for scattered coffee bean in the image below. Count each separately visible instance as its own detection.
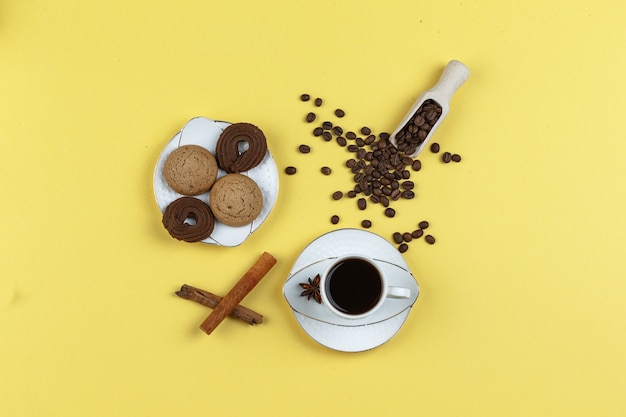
[360,127,371,135]
[393,232,403,244]
[361,220,372,228]
[300,94,310,102]
[336,136,347,146]
[401,190,415,199]
[346,131,357,140]
[298,144,311,153]
[357,198,367,210]
[411,160,421,171]
[285,166,297,175]
[418,220,429,229]
[430,142,440,153]
[401,181,414,190]
[306,112,316,123]
[314,97,323,107]
[313,127,323,136]
[331,215,340,224]
[332,191,343,200]
[322,131,332,141]
[347,190,357,198]
[442,152,452,163]
[321,166,332,175]
[322,121,333,130]
[333,126,344,136]
[384,208,396,218]
[452,153,462,162]
[411,229,423,239]
[398,243,409,253]
[402,232,413,242]
[335,109,345,118]
[425,234,436,244]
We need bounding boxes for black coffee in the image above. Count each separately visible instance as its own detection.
[325,258,382,315]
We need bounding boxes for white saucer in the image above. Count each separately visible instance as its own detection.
[153,117,279,247]
[283,229,420,352]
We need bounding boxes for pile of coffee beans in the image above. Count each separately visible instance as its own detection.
[288,93,466,252]
[393,99,442,156]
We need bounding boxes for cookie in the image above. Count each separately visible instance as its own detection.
[209,174,263,227]
[162,197,215,242]
[215,122,267,173]
[163,145,218,196]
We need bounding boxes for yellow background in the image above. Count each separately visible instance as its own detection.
[1,0,625,415]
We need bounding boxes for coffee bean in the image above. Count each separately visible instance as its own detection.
[452,153,462,162]
[442,152,452,163]
[360,127,371,135]
[393,232,403,244]
[322,121,333,130]
[347,144,359,152]
[402,232,413,242]
[398,243,409,253]
[401,181,414,190]
[321,166,332,175]
[361,220,372,228]
[385,208,396,218]
[412,160,421,171]
[305,112,316,123]
[411,229,423,239]
[332,191,343,200]
[322,131,332,141]
[314,97,323,107]
[300,94,310,102]
[336,136,347,146]
[331,215,340,224]
[335,109,345,118]
[346,131,357,140]
[425,234,436,244]
[401,190,415,199]
[418,220,429,229]
[298,144,311,153]
[430,142,440,153]
[285,166,297,175]
[333,126,344,136]
[347,190,357,198]
[313,127,323,136]
[357,198,367,210]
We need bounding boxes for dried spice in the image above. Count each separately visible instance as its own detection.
[299,274,322,304]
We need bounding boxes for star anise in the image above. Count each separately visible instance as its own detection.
[299,274,322,304]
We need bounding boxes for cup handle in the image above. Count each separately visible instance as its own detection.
[387,286,411,299]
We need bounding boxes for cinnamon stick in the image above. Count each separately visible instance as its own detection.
[175,284,263,325]
[199,252,277,335]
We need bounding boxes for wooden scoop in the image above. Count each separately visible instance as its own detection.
[389,60,470,158]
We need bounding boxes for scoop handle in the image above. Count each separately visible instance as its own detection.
[429,60,470,104]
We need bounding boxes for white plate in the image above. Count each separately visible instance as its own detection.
[153,117,279,247]
[283,229,420,352]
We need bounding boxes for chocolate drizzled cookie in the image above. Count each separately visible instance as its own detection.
[215,122,267,173]
[162,197,215,242]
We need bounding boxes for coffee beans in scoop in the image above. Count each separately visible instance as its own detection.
[393,99,443,156]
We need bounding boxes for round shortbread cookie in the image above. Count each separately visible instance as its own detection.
[163,145,218,196]
[209,174,263,227]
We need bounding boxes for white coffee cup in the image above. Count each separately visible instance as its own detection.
[320,254,411,320]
